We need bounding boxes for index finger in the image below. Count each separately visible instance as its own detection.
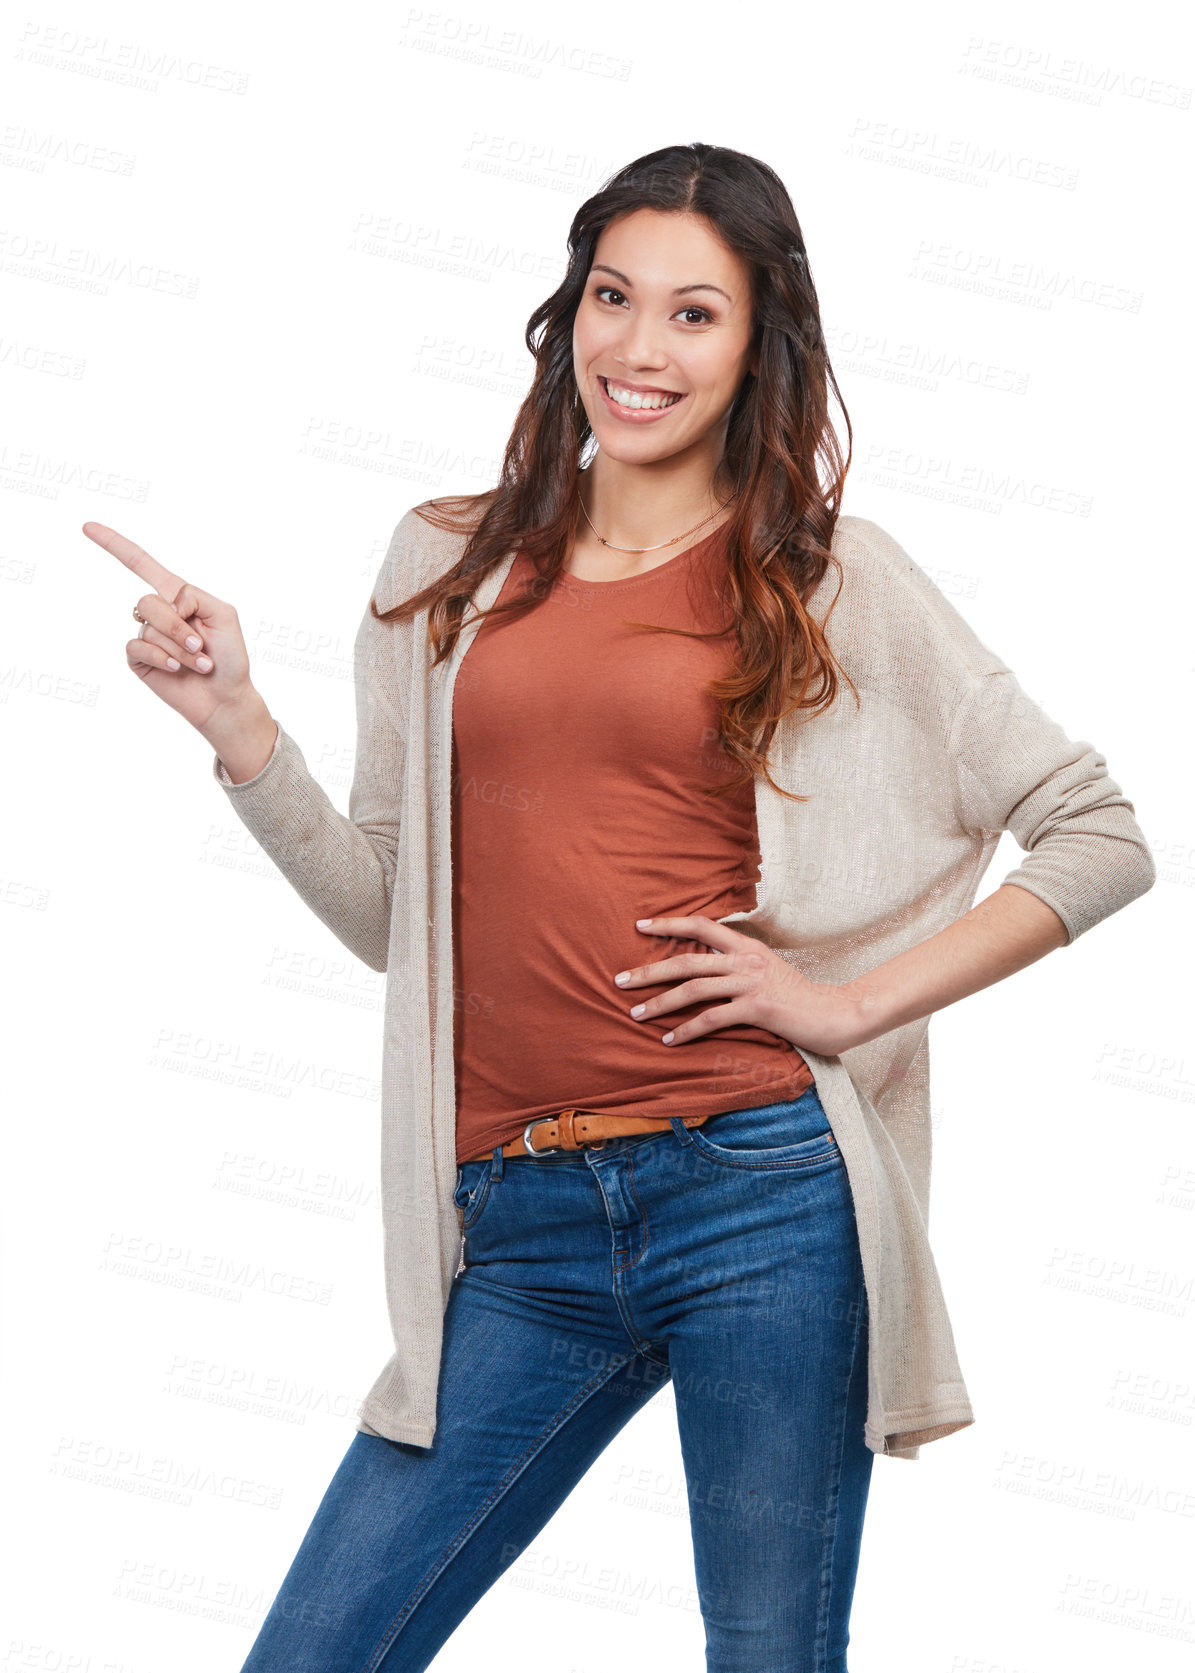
[82,521,184,602]
[635,914,737,949]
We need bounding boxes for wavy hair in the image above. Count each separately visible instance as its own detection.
[374,141,857,801]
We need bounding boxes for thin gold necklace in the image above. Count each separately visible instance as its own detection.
[578,495,731,554]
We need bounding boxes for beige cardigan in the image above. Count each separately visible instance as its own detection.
[213,506,1155,1460]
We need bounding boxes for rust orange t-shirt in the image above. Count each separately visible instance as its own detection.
[450,522,813,1164]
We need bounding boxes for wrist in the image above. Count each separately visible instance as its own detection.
[765,962,896,1058]
[835,972,895,1049]
[203,691,279,785]
[803,973,899,1056]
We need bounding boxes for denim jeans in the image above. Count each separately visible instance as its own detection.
[239,1084,873,1672]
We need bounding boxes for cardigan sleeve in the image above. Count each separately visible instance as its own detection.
[209,519,415,973]
[948,666,1156,944]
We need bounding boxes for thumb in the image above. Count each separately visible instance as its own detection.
[172,581,197,619]
[172,579,222,623]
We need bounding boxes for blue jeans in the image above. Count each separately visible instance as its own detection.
[240,1085,873,1671]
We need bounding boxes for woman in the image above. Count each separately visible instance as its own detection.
[85,144,1155,1670]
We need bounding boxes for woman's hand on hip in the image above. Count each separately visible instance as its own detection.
[613,915,880,1058]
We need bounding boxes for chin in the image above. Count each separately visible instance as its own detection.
[588,413,687,456]
[599,435,683,466]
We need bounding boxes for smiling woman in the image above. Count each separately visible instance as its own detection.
[91,139,1155,1673]
[578,230,752,436]
[566,207,760,573]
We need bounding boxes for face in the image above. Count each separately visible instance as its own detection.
[572,207,757,466]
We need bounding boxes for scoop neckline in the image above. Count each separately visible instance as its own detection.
[554,519,730,589]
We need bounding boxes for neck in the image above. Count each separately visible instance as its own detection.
[579,450,730,550]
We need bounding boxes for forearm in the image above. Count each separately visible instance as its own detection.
[211,718,401,974]
[202,528,413,975]
[824,883,1070,1051]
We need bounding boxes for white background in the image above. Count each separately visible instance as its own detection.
[2,1,1192,1668]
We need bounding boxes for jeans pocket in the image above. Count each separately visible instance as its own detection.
[687,1085,842,1172]
[453,1161,494,1229]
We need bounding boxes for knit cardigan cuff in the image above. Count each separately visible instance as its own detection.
[211,718,286,797]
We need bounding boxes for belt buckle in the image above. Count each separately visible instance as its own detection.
[522,1116,567,1158]
[522,1110,608,1158]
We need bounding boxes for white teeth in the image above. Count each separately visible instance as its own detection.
[604,379,682,411]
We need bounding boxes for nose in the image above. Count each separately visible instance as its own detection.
[614,315,669,374]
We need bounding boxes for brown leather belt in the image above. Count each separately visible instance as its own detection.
[462,1057,816,1162]
[463,1107,713,1162]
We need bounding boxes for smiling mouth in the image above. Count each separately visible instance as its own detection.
[599,376,687,413]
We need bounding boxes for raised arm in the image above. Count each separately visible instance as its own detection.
[84,510,414,973]
[211,578,407,972]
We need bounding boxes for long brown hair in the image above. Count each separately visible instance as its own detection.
[375,141,857,801]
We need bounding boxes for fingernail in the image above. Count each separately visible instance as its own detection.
[630,1004,645,1018]
[613,971,629,985]
[165,656,180,670]
[661,1032,674,1044]
[196,655,213,671]
[185,634,201,652]
[636,919,652,927]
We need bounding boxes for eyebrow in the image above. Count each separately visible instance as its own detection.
[589,263,732,305]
